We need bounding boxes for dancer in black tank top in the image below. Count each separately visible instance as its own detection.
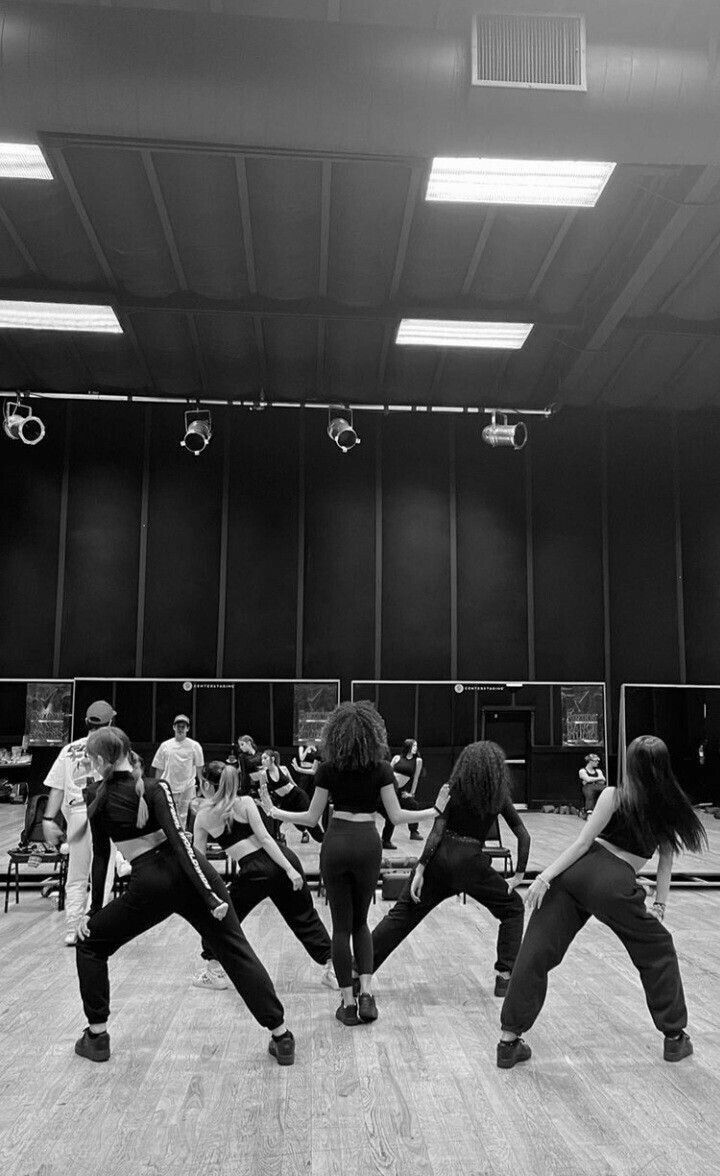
[498,735,708,1070]
[381,738,423,847]
[262,749,323,844]
[191,761,334,991]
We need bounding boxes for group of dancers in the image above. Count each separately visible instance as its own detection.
[40,698,706,1069]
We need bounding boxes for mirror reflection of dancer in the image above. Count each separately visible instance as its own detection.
[292,743,324,844]
[498,735,708,1069]
[42,700,129,946]
[49,728,295,1067]
[381,739,424,849]
[191,760,335,991]
[370,742,529,997]
[579,753,606,818]
[262,749,323,845]
[260,701,449,1026]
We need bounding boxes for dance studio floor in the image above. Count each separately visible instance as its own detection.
[2,809,719,1176]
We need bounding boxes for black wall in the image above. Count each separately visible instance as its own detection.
[1,404,715,741]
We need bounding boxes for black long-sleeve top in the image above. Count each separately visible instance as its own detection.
[418,792,531,875]
[84,770,225,917]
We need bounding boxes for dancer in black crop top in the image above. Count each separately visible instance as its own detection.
[190,761,333,991]
[498,735,708,1070]
[370,742,529,999]
[262,748,324,845]
[49,729,296,1067]
[260,701,449,1027]
[380,739,423,848]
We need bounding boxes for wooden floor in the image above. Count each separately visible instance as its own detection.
[2,809,720,1176]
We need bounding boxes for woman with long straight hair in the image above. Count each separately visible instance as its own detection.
[260,701,449,1026]
[369,741,529,995]
[498,735,708,1069]
[191,760,334,991]
[57,728,295,1067]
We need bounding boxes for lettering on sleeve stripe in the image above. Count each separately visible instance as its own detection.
[157,779,215,897]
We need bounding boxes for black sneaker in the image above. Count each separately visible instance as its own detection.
[663,1031,693,1062]
[74,1028,111,1063]
[496,1037,531,1069]
[358,993,378,1023]
[494,974,510,997]
[381,841,397,851]
[408,831,423,841]
[335,1003,361,1027]
[268,1030,295,1066]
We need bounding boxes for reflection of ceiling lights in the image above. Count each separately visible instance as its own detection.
[0,300,123,333]
[327,406,360,452]
[2,399,46,445]
[426,158,616,207]
[0,143,53,181]
[396,319,532,349]
[482,411,527,450]
[181,410,212,455]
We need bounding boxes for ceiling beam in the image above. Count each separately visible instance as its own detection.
[315,160,333,396]
[0,201,41,276]
[49,145,158,393]
[375,164,425,396]
[561,166,720,396]
[527,212,576,302]
[235,156,257,295]
[461,212,496,295]
[141,149,208,395]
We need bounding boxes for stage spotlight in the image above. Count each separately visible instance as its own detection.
[327,406,360,453]
[482,412,527,450]
[181,409,212,455]
[2,399,45,445]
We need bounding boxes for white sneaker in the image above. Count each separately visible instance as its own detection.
[64,930,77,947]
[320,960,337,989]
[116,859,132,878]
[192,968,228,990]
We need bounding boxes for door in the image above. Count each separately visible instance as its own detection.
[481,708,532,807]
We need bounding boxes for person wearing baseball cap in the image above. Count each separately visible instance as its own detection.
[42,700,122,945]
[151,715,204,825]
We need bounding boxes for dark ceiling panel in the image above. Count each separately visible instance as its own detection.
[0,215,33,283]
[602,332,698,407]
[194,314,261,397]
[629,202,720,319]
[263,316,317,398]
[62,145,180,295]
[245,157,322,300]
[436,349,506,404]
[70,333,148,392]
[400,202,486,301]
[3,332,88,391]
[0,338,36,389]
[470,209,570,304]
[325,318,385,402]
[0,181,106,286]
[328,161,412,305]
[130,311,202,394]
[382,344,437,404]
[658,337,720,409]
[150,152,251,300]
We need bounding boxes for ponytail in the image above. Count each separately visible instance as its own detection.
[203,761,241,828]
[85,727,146,827]
[129,750,149,829]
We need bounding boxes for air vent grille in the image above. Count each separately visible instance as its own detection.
[472,13,586,91]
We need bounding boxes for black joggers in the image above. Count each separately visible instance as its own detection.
[372,832,524,975]
[320,818,382,987]
[201,845,331,966]
[501,842,688,1036]
[75,842,285,1030]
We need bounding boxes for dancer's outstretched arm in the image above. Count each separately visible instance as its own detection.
[381,781,449,826]
[260,781,328,827]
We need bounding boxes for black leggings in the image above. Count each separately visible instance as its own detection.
[372,834,524,975]
[381,789,420,841]
[75,842,285,1031]
[273,782,324,843]
[501,842,688,1037]
[319,818,382,987]
[201,845,331,966]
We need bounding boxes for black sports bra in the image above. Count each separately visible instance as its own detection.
[213,817,254,850]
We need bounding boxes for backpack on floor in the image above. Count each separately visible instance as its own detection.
[17,792,65,850]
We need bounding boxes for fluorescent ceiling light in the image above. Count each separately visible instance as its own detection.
[396,319,532,349]
[427,158,616,207]
[0,143,53,180]
[0,301,123,333]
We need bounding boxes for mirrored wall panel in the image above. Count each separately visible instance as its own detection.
[620,684,720,806]
[0,679,75,798]
[351,681,607,807]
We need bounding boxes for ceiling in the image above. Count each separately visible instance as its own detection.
[2,1,720,412]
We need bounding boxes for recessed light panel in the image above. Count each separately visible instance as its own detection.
[0,144,53,181]
[0,301,123,333]
[396,319,532,349]
[427,158,616,207]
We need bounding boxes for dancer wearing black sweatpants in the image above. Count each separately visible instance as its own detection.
[72,749,294,1066]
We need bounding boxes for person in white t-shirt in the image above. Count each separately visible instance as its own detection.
[42,700,127,946]
[151,715,204,825]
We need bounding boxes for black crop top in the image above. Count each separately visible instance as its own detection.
[419,792,531,875]
[84,771,225,917]
[393,754,417,783]
[598,796,657,859]
[314,760,395,813]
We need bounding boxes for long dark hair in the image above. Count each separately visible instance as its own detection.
[621,736,707,854]
[85,726,147,828]
[321,701,389,771]
[446,741,511,818]
[402,739,416,757]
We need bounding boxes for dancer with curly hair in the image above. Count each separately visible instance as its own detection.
[260,701,448,1026]
[369,741,530,997]
[497,735,707,1069]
